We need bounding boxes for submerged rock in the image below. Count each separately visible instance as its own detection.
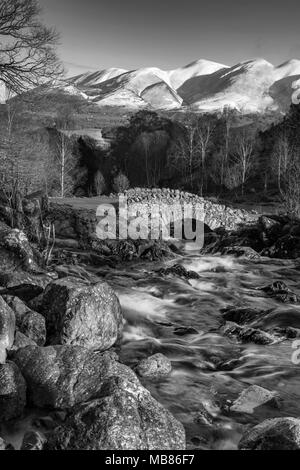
[261,281,300,304]
[221,246,260,260]
[0,361,26,422]
[239,417,300,450]
[158,264,200,280]
[136,353,172,379]
[221,306,266,325]
[230,385,282,414]
[194,403,214,426]
[45,375,186,450]
[38,277,123,351]
[222,321,278,345]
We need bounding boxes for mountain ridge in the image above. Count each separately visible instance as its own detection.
[51,58,300,113]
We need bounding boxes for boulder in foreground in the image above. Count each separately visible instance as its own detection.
[38,277,123,351]
[0,361,26,422]
[45,375,185,450]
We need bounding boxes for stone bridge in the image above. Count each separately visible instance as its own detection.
[49,189,259,244]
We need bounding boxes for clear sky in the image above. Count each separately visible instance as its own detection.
[39,0,300,76]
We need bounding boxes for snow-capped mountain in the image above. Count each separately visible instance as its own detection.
[59,58,300,113]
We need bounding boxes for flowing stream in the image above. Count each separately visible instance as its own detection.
[2,248,300,450]
[98,248,300,450]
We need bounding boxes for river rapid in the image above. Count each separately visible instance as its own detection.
[98,248,300,450]
[2,247,300,450]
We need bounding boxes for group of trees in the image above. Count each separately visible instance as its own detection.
[167,110,258,197]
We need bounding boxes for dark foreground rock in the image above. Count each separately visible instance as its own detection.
[12,345,125,408]
[239,417,300,450]
[45,375,185,450]
[38,277,123,351]
[0,437,14,450]
[11,345,185,450]
[0,361,26,422]
[202,214,300,259]
[21,431,46,450]
[136,353,172,379]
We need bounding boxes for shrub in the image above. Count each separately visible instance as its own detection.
[94,170,106,196]
[113,173,130,193]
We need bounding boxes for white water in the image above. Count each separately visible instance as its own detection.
[102,252,300,449]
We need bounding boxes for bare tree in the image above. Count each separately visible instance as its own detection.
[54,110,75,197]
[271,131,293,192]
[280,154,300,219]
[232,129,255,195]
[220,107,235,187]
[171,114,200,189]
[197,116,215,195]
[0,0,63,94]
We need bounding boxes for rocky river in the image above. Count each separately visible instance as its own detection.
[1,191,300,450]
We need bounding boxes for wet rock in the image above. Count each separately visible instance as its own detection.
[21,431,46,450]
[0,361,26,422]
[136,353,172,379]
[239,417,300,450]
[11,345,136,409]
[194,403,214,426]
[0,437,14,450]
[221,306,265,325]
[18,311,46,346]
[275,326,300,339]
[173,326,199,336]
[0,297,15,363]
[158,264,200,280]
[38,277,123,351]
[45,375,186,450]
[222,321,278,345]
[138,241,175,261]
[230,385,282,414]
[261,281,300,304]
[221,246,260,260]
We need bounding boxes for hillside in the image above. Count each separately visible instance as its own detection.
[50,58,300,114]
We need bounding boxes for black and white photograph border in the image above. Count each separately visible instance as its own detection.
[1,0,300,455]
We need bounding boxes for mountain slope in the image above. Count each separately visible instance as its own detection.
[56,58,300,113]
